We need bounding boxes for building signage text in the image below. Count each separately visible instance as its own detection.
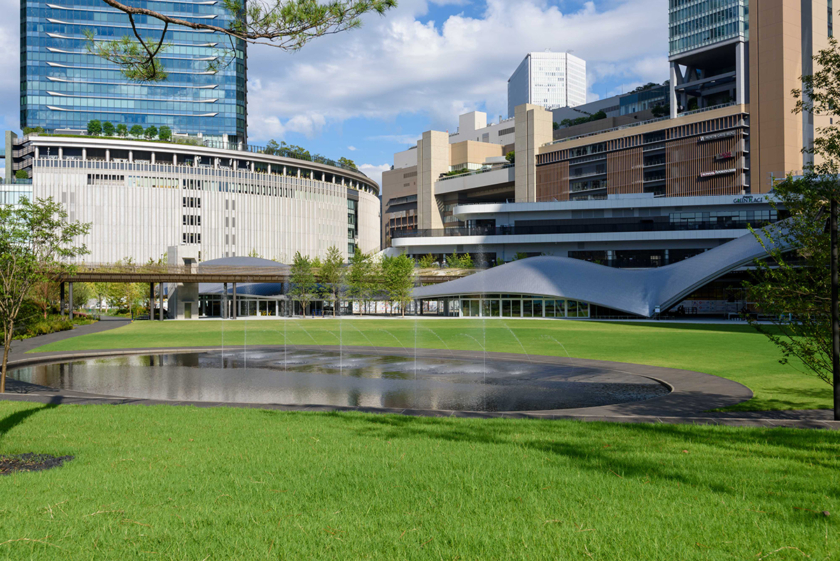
[714,151,734,161]
[733,195,766,204]
[699,168,736,178]
[699,131,736,142]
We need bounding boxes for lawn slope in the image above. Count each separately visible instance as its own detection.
[30,319,833,411]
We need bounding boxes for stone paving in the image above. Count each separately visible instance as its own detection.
[1,320,837,430]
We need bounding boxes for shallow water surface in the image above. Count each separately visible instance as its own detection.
[12,350,669,412]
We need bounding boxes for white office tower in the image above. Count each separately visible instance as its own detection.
[507,51,587,117]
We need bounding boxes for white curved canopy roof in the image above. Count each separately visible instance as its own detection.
[413,224,791,317]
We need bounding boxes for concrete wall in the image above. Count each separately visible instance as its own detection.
[357,189,382,254]
[515,104,554,202]
[381,164,418,248]
[417,131,449,230]
[33,159,353,263]
[449,141,503,168]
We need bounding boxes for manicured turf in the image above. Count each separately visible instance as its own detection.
[30,319,833,411]
[0,401,837,559]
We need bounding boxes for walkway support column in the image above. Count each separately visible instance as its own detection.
[232,283,237,320]
[60,282,65,318]
[832,198,839,421]
[159,283,164,321]
[68,282,74,321]
[223,282,228,319]
[149,283,155,319]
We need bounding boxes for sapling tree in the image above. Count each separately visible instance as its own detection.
[318,246,344,317]
[749,34,840,418]
[290,251,317,316]
[381,254,414,317]
[0,198,90,392]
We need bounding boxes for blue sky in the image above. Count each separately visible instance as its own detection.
[0,0,669,184]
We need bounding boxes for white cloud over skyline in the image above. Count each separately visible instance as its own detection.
[244,0,668,141]
[0,0,669,178]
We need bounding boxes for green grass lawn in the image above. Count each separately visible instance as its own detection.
[30,319,833,411]
[0,401,837,559]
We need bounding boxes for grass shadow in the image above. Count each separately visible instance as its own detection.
[305,410,840,510]
[0,398,61,445]
[720,386,834,412]
[593,320,780,336]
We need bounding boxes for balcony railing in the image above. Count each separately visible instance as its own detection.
[547,101,742,147]
[438,164,514,182]
[391,219,777,240]
[19,134,369,180]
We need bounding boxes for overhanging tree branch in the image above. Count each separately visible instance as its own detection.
[91,0,397,81]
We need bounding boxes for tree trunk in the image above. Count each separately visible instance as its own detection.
[1,323,13,394]
[832,198,839,421]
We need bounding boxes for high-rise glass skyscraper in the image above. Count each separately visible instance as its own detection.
[668,0,749,57]
[668,0,749,120]
[20,0,247,144]
[507,51,587,118]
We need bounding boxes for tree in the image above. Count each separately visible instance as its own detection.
[749,34,840,418]
[87,120,102,136]
[505,151,515,164]
[107,281,144,317]
[145,125,158,140]
[102,121,115,136]
[338,157,357,170]
[89,0,397,82]
[15,170,28,180]
[553,121,560,130]
[0,197,90,392]
[116,123,128,137]
[418,254,436,269]
[318,246,344,317]
[289,251,316,316]
[130,125,144,138]
[92,282,110,313]
[28,281,59,320]
[651,103,670,118]
[746,175,838,388]
[159,125,172,142]
[346,247,374,314]
[381,254,415,317]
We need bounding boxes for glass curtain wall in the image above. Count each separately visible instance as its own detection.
[21,0,247,142]
[668,0,749,57]
[458,295,590,318]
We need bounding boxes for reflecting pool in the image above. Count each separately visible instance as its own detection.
[11,350,669,412]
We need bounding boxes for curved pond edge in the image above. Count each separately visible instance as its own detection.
[4,345,754,419]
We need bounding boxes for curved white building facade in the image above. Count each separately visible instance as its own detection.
[11,135,380,263]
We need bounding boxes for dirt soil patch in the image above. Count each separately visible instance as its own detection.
[0,453,74,476]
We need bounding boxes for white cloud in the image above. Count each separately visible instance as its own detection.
[246,0,669,140]
[359,163,392,187]
[0,0,21,131]
[368,134,423,145]
[347,146,357,151]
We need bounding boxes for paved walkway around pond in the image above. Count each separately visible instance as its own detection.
[2,322,838,430]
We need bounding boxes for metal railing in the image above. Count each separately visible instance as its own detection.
[391,219,777,240]
[202,140,367,178]
[438,164,514,182]
[547,101,742,147]
[19,134,369,180]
